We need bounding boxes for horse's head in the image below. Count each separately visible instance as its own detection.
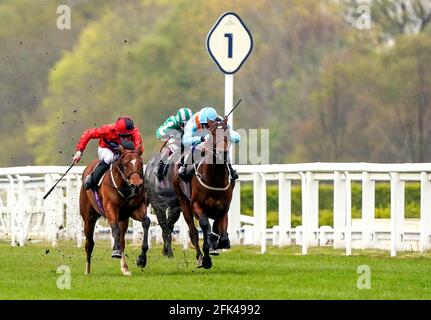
[116,141,144,195]
[204,117,230,164]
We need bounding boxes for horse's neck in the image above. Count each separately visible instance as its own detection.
[200,158,228,184]
[111,163,125,187]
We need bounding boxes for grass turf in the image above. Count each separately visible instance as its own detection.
[0,240,431,300]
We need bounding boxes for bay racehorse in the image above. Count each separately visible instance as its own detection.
[173,118,234,269]
[144,151,181,258]
[80,141,149,276]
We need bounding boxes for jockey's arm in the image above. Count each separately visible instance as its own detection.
[229,128,241,144]
[156,119,176,140]
[131,128,144,153]
[75,127,103,152]
[217,113,240,144]
[182,120,202,148]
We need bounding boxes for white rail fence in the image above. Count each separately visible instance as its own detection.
[1,164,431,257]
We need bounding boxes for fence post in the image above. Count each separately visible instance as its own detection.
[178,212,188,250]
[7,175,17,247]
[300,172,308,255]
[44,174,60,247]
[344,172,352,256]
[66,175,76,241]
[16,175,31,247]
[333,171,346,249]
[228,180,241,245]
[306,172,318,248]
[362,172,375,249]
[278,173,291,247]
[420,172,431,252]
[253,173,267,253]
[44,174,53,244]
[75,174,83,247]
[390,172,405,257]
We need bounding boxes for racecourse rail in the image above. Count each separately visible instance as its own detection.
[1,163,431,257]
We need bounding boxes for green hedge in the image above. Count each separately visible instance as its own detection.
[239,182,421,228]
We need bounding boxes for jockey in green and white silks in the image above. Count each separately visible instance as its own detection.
[179,106,240,181]
[154,107,193,180]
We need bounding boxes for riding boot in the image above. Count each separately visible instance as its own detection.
[155,159,166,181]
[228,163,239,181]
[178,164,191,181]
[84,160,110,190]
[178,152,194,182]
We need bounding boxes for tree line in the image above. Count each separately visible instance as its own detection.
[1,0,431,166]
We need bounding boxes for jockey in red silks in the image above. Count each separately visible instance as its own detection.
[72,116,144,190]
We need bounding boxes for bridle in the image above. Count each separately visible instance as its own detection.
[194,121,232,191]
[110,149,144,199]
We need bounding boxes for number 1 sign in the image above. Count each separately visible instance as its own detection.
[206,12,252,245]
[206,12,253,75]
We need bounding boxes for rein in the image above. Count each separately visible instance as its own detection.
[108,151,144,199]
[195,163,231,191]
[194,139,231,192]
[191,120,232,191]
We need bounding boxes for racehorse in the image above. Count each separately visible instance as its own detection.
[144,151,181,258]
[80,142,148,276]
[173,118,234,269]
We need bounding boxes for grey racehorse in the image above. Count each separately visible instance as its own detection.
[145,153,181,257]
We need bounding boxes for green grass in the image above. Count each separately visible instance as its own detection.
[1,240,431,300]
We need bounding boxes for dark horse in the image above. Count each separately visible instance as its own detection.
[144,151,181,258]
[80,143,149,276]
[173,118,234,269]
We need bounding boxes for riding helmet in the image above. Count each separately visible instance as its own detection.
[176,107,193,124]
[115,116,135,136]
[199,107,217,124]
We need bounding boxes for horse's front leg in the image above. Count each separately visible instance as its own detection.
[164,207,181,258]
[132,203,150,268]
[105,204,122,258]
[119,219,131,276]
[177,194,203,267]
[155,207,171,257]
[193,202,212,269]
[198,215,212,269]
[214,214,230,250]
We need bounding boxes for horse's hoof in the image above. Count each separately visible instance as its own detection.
[209,249,220,256]
[121,269,132,276]
[111,250,122,258]
[202,256,212,269]
[136,255,147,268]
[197,255,203,268]
[217,238,231,249]
[162,247,173,258]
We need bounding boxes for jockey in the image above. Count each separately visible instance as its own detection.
[72,116,143,190]
[154,107,193,181]
[179,106,240,182]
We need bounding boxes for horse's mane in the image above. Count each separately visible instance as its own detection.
[120,140,135,151]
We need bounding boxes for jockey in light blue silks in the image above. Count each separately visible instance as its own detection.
[178,106,240,182]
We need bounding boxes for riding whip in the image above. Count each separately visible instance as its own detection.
[225,99,242,118]
[43,162,76,200]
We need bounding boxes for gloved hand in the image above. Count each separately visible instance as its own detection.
[201,134,210,142]
[73,151,82,163]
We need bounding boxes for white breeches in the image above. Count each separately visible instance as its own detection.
[98,147,115,164]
